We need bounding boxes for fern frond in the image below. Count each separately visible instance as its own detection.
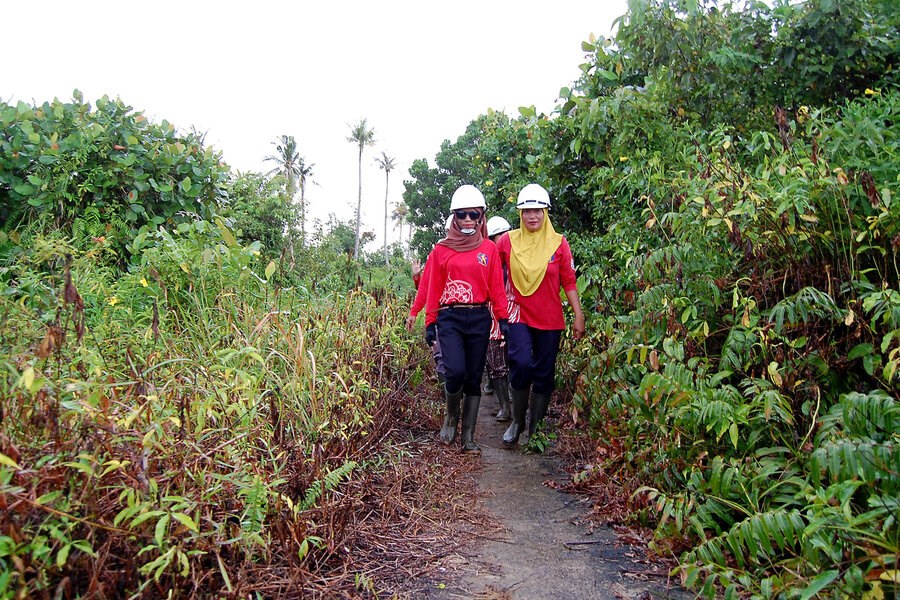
[300,460,357,510]
[685,508,805,569]
[768,286,842,333]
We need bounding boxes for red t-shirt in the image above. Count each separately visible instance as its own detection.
[496,233,577,330]
[424,239,509,326]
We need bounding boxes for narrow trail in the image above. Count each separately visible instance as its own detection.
[423,387,691,600]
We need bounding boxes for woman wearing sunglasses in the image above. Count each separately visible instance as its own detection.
[419,185,509,454]
[497,183,586,448]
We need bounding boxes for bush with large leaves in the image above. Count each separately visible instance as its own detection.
[0,91,229,265]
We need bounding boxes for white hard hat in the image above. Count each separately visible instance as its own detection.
[450,184,487,210]
[486,216,511,237]
[516,183,551,209]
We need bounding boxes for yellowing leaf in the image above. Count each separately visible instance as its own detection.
[22,366,35,391]
[768,361,783,387]
[844,310,855,326]
[0,452,21,470]
[880,570,900,583]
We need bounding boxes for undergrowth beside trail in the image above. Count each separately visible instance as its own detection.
[0,236,479,598]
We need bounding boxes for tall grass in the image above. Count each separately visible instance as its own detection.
[0,227,429,597]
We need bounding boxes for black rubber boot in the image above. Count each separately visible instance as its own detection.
[460,395,481,454]
[439,385,462,445]
[502,386,529,448]
[493,376,511,422]
[528,392,552,436]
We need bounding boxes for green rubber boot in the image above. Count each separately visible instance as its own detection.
[460,395,482,454]
[502,386,529,448]
[493,376,511,422]
[439,385,462,445]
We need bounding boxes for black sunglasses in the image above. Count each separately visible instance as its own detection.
[454,210,482,221]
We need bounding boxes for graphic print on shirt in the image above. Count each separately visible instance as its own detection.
[477,252,488,267]
[505,273,521,323]
[440,278,474,305]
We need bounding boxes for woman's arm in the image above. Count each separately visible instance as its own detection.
[564,288,586,339]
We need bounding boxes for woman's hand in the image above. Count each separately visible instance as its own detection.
[405,314,416,332]
[565,288,586,340]
[572,313,586,339]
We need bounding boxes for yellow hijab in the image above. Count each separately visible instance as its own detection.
[508,209,563,296]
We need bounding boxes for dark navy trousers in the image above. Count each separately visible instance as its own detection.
[436,306,491,397]
[507,323,562,394]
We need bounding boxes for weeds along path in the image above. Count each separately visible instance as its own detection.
[417,388,691,600]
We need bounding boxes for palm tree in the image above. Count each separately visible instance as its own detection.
[391,200,409,255]
[296,158,316,244]
[264,135,309,261]
[346,119,376,259]
[374,151,397,265]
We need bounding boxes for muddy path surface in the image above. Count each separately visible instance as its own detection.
[419,388,691,600]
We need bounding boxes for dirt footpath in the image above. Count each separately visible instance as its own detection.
[424,389,690,600]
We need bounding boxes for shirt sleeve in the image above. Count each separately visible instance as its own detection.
[409,254,432,317]
[424,246,445,326]
[487,242,509,320]
[559,237,577,293]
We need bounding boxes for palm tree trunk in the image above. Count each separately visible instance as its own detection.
[354,146,363,259]
[299,180,305,247]
[383,171,390,265]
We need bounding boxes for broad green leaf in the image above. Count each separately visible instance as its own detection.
[56,543,71,568]
[848,343,873,360]
[171,512,198,533]
[265,261,277,280]
[36,491,63,505]
[180,177,192,193]
[800,570,839,600]
[154,513,170,547]
[130,509,166,528]
[596,68,618,82]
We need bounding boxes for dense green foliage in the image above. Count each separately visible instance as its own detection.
[0,92,229,266]
[402,0,899,597]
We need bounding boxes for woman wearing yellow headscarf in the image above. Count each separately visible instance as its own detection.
[495,183,585,447]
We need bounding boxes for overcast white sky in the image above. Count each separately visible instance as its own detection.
[4,0,628,252]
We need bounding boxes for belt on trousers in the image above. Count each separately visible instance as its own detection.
[439,303,487,310]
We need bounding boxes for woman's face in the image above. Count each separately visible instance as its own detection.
[521,208,545,232]
[454,208,482,235]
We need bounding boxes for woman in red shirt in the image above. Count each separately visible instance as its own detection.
[418,185,509,454]
[496,183,585,447]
